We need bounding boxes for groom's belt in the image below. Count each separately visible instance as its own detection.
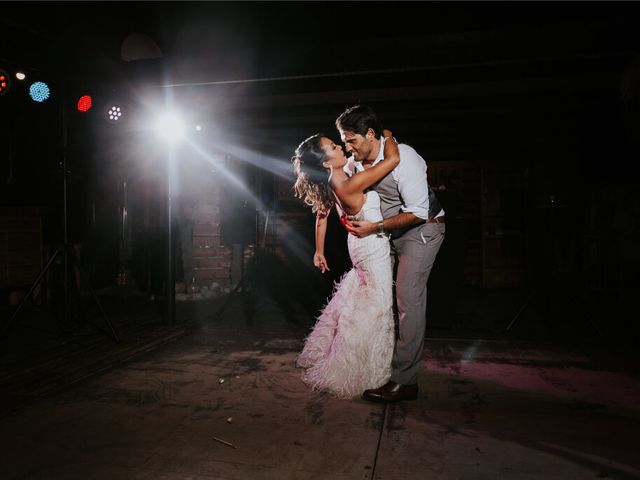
[389,216,445,239]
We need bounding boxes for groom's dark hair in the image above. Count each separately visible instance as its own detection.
[335,104,383,139]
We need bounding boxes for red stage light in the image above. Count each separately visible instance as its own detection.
[77,95,92,112]
[0,70,10,96]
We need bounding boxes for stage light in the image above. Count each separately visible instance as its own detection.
[156,112,185,144]
[29,81,50,102]
[107,105,123,122]
[77,95,92,112]
[15,71,26,81]
[0,70,10,96]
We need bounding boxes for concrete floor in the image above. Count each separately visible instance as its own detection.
[1,288,639,480]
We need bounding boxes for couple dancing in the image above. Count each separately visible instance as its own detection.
[292,105,445,403]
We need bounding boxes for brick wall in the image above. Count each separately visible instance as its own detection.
[184,185,232,288]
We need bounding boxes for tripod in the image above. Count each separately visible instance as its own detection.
[506,201,564,332]
[213,210,271,323]
[1,100,120,343]
[505,199,602,337]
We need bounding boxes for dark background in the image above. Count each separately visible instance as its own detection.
[1,1,639,339]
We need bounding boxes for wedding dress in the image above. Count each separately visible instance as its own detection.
[296,190,394,399]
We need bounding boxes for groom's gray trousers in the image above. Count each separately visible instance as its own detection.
[389,222,445,385]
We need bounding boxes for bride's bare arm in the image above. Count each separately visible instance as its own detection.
[313,210,330,273]
[341,130,399,196]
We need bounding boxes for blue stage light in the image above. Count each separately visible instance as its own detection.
[29,81,50,102]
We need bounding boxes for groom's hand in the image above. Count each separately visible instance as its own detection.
[345,219,377,238]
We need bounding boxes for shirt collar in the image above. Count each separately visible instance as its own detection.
[350,137,386,172]
[343,157,358,175]
[374,136,386,165]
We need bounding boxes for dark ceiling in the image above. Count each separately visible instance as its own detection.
[4,2,638,79]
[1,2,639,293]
[2,2,640,161]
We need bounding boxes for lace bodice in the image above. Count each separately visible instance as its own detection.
[335,190,384,224]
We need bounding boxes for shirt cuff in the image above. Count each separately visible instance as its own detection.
[400,206,429,220]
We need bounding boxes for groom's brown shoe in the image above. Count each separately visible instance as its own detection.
[362,380,418,404]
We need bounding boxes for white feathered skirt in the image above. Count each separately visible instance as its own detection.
[296,233,395,399]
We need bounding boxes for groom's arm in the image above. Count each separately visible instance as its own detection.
[346,144,429,238]
[396,144,429,220]
[345,212,424,238]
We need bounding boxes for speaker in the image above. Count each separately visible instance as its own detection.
[219,159,256,246]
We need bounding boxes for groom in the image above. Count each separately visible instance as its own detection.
[336,105,445,403]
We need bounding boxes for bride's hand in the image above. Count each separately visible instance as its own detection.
[313,252,330,273]
[382,128,394,139]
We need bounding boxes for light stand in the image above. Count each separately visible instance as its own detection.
[165,150,176,326]
[1,94,120,343]
[154,111,184,327]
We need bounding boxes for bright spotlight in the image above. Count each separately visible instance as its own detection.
[15,71,26,81]
[107,105,123,122]
[0,70,10,96]
[156,113,185,144]
[29,81,50,102]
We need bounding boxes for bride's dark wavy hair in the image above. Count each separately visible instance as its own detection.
[292,133,334,215]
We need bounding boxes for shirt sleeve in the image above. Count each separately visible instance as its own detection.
[394,144,429,220]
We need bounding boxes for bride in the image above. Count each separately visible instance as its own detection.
[291,129,399,399]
